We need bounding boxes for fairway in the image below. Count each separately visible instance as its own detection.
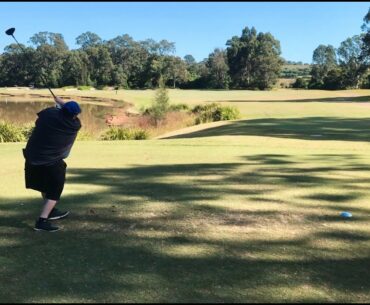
[1,95,370,302]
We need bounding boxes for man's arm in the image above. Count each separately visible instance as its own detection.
[54,96,65,109]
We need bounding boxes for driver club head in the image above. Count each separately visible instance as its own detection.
[5,28,15,36]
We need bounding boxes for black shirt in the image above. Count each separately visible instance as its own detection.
[24,107,81,165]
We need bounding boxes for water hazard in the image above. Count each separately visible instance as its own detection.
[0,100,112,135]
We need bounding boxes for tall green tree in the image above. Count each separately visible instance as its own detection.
[89,46,114,86]
[0,44,36,86]
[140,39,176,87]
[309,45,337,88]
[76,32,102,49]
[206,48,230,89]
[184,54,196,65]
[107,34,149,88]
[112,65,128,89]
[29,32,68,51]
[361,8,370,58]
[254,32,284,89]
[33,45,65,88]
[151,76,170,125]
[337,35,367,88]
[62,50,91,86]
[29,32,69,88]
[226,27,283,89]
[183,54,200,83]
[163,56,188,88]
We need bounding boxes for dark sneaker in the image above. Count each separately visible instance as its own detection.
[34,219,60,232]
[48,208,70,220]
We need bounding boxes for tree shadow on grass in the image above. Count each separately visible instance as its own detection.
[0,154,370,302]
[162,117,370,142]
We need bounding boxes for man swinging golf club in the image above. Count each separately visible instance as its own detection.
[23,96,82,232]
[5,27,82,232]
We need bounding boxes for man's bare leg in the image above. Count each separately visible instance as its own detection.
[40,192,69,220]
[34,194,60,231]
[40,198,58,219]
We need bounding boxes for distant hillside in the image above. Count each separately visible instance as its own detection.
[280,61,311,79]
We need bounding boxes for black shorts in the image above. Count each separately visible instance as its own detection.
[25,160,67,201]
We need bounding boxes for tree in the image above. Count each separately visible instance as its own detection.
[29,32,69,88]
[226,27,257,88]
[180,59,210,89]
[323,67,343,90]
[33,44,65,88]
[76,43,114,87]
[29,32,68,51]
[184,54,196,65]
[62,50,91,86]
[183,54,200,83]
[141,39,175,56]
[226,27,283,89]
[361,8,370,59]
[254,32,284,89]
[206,48,230,89]
[76,32,102,49]
[139,39,177,88]
[309,45,337,88]
[337,35,367,88]
[0,43,36,86]
[150,77,170,125]
[292,77,308,89]
[112,65,128,89]
[107,34,150,88]
[163,56,189,88]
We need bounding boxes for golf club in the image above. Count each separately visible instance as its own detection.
[5,27,57,99]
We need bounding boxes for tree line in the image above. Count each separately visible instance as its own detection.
[1,7,370,91]
[293,8,370,90]
[0,26,283,90]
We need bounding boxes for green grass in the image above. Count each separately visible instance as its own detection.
[1,88,370,302]
[1,138,370,302]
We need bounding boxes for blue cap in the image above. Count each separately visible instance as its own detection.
[63,101,81,115]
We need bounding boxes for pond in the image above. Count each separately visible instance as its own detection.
[0,100,113,135]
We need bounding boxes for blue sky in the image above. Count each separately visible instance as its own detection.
[0,2,369,63]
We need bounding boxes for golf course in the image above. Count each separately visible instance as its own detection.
[1,88,370,302]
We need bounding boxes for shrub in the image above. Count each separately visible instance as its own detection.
[0,122,26,142]
[192,103,241,124]
[100,127,150,140]
[220,106,241,121]
[192,103,220,124]
[168,103,190,112]
[292,77,308,89]
[76,130,94,141]
[132,129,150,140]
[19,123,35,140]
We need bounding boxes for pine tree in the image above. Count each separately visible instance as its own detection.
[151,76,169,126]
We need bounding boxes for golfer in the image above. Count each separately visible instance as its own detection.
[23,96,82,232]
